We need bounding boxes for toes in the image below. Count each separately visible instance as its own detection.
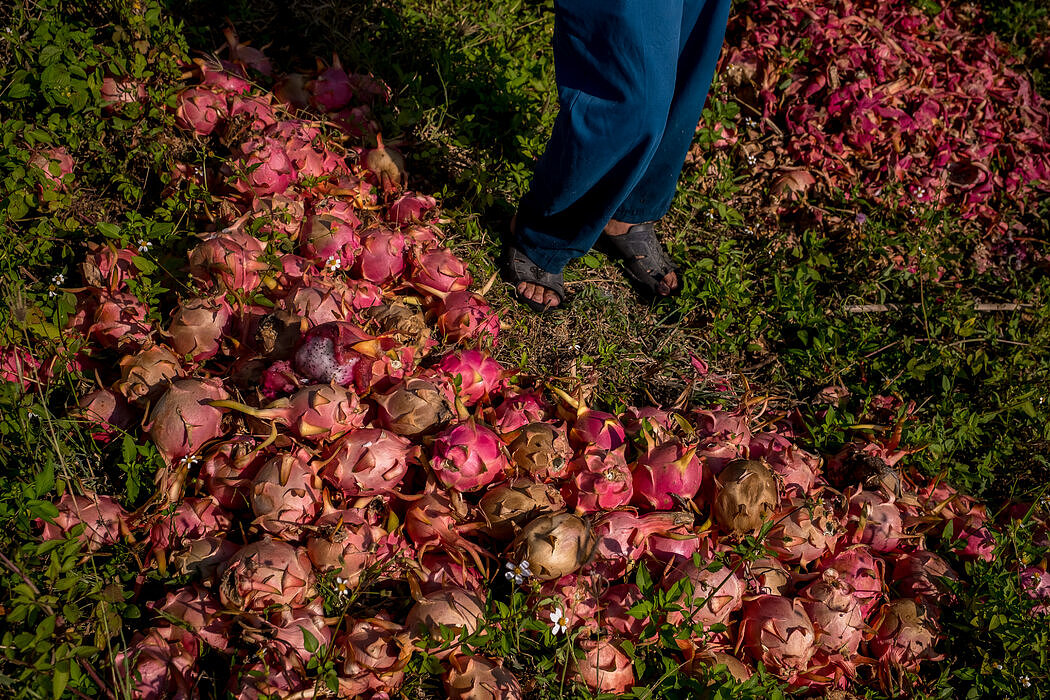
[543,290,560,308]
[658,271,679,296]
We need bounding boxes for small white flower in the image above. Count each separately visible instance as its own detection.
[48,288,58,298]
[1020,676,1031,688]
[549,607,568,635]
[26,409,36,419]
[52,273,65,286]
[992,662,1003,670]
[325,255,342,272]
[745,117,758,128]
[137,240,152,253]
[571,344,581,352]
[179,454,200,469]
[603,469,618,481]
[335,576,350,597]
[504,560,532,585]
[746,154,757,166]
[706,210,715,220]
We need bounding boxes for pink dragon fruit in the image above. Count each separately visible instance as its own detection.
[170,536,240,582]
[228,93,278,131]
[765,497,842,566]
[819,545,886,618]
[336,615,412,691]
[740,556,792,596]
[219,537,316,611]
[404,490,490,570]
[0,346,42,390]
[300,212,363,268]
[444,654,523,700]
[536,574,601,635]
[76,389,135,442]
[437,350,507,406]
[230,648,308,700]
[621,406,677,441]
[30,147,74,190]
[586,509,692,580]
[149,496,232,552]
[407,248,473,297]
[867,599,943,671]
[405,587,485,654]
[602,583,649,638]
[570,638,635,694]
[307,508,399,588]
[387,192,438,224]
[491,388,551,433]
[430,418,510,492]
[312,55,354,111]
[565,448,634,513]
[434,291,500,343]
[246,607,332,663]
[250,449,323,536]
[167,295,232,361]
[40,492,127,551]
[223,26,272,75]
[631,439,703,510]
[188,231,268,292]
[663,558,746,628]
[199,436,267,510]
[281,280,357,325]
[417,553,485,596]
[151,585,232,651]
[195,57,250,93]
[80,242,138,290]
[954,515,997,562]
[88,290,151,349]
[799,569,865,657]
[234,137,296,196]
[250,194,306,237]
[175,87,227,135]
[738,595,817,683]
[361,134,406,194]
[211,383,367,442]
[320,428,417,497]
[892,550,959,607]
[293,321,378,385]
[748,430,821,497]
[354,227,407,285]
[693,408,752,474]
[114,628,199,700]
[146,378,228,466]
[846,489,904,552]
[115,344,184,407]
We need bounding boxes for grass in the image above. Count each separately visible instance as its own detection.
[0,0,1048,697]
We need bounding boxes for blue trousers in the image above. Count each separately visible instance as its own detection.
[515,0,732,273]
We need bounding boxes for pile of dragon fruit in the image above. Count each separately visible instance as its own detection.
[18,26,1050,700]
[711,0,1050,248]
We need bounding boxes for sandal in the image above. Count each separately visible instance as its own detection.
[599,221,682,298]
[500,242,566,313]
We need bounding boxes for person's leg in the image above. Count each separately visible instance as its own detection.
[511,0,684,307]
[611,0,733,226]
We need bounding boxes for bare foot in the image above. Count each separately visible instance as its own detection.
[516,282,561,309]
[604,219,679,295]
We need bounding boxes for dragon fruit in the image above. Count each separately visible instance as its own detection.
[550,387,626,452]
[430,419,510,492]
[307,508,396,587]
[537,575,601,634]
[435,291,500,343]
[631,439,703,510]
[799,569,865,657]
[491,388,551,433]
[663,558,746,628]
[355,227,407,284]
[170,537,240,582]
[444,654,523,700]
[188,231,268,292]
[506,422,571,478]
[336,616,413,691]
[741,556,792,596]
[293,321,378,385]
[361,134,406,194]
[80,242,138,290]
[602,583,649,638]
[100,76,147,112]
[199,436,267,510]
[195,57,250,93]
[115,344,184,406]
[738,595,817,683]
[512,513,596,581]
[312,54,353,111]
[867,599,942,671]
[30,147,74,190]
[437,350,507,406]
[219,537,316,611]
[281,280,358,325]
[1020,565,1050,615]
[234,137,296,196]
[251,194,306,237]
[0,346,42,390]
[388,192,438,225]
[40,492,127,551]
[404,490,490,571]
[152,585,232,651]
[566,448,634,513]
[477,479,565,539]
[230,648,308,700]
[892,550,959,607]
[244,607,332,663]
[167,295,232,361]
[748,431,821,497]
[588,509,693,579]
[76,389,135,442]
[149,497,232,554]
[820,545,886,618]
[250,449,323,536]
[713,458,779,535]
[766,497,842,566]
[175,87,227,135]
[570,638,635,694]
[407,248,473,297]
[223,26,272,75]
[114,628,199,700]
[228,94,278,131]
[300,212,362,268]
[320,428,417,496]
[405,587,485,653]
[146,378,228,466]
[416,552,485,595]
[372,377,454,437]
[88,290,151,350]
[846,489,904,552]
[210,383,367,441]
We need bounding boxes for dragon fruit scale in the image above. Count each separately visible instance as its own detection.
[430,419,509,492]
[146,378,229,466]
